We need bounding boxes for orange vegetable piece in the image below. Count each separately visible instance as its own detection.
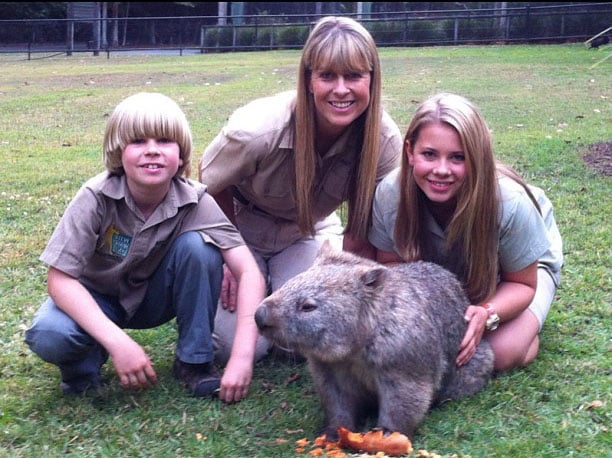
[313,435,328,446]
[337,426,413,456]
[326,449,347,457]
[295,438,310,447]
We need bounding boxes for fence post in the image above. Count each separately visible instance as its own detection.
[66,20,74,56]
[525,5,531,41]
[505,13,511,41]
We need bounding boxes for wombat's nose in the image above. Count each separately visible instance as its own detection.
[254,306,268,330]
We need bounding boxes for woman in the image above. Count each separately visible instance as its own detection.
[200,16,402,362]
[369,92,563,371]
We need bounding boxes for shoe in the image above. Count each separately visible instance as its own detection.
[60,376,102,395]
[172,358,221,397]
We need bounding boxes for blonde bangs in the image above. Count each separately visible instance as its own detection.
[122,110,186,147]
[309,33,373,74]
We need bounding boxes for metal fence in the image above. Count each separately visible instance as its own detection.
[0,3,610,59]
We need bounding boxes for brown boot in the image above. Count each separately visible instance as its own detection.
[172,358,220,397]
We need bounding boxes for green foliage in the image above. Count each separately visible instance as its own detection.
[0,1,66,19]
[410,19,455,43]
[237,27,256,47]
[254,26,274,47]
[367,20,406,46]
[276,25,310,47]
[204,24,311,50]
[0,44,610,457]
[203,26,236,48]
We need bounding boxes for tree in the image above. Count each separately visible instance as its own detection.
[495,2,509,39]
[0,1,65,19]
[218,1,227,25]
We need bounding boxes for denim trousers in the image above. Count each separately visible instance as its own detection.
[24,231,223,385]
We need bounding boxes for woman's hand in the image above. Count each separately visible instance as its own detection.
[456,305,488,366]
[220,264,238,311]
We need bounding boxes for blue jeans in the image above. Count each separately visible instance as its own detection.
[25,231,223,386]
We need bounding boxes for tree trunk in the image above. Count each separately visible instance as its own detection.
[149,20,156,45]
[218,2,227,25]
[111,2,119,47]
[495,2,508,40]
[122,2,130,46]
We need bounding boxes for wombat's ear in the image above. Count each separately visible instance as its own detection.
[319,239,333,255]
[361,266,387,289]
[315,240,342,266]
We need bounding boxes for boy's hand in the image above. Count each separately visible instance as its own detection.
[110,337,158,390]
[218,355,253,403]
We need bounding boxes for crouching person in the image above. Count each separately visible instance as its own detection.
[25,92,265,403]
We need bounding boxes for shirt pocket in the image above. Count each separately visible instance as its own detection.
[249,159,295,211]
[320,158,352,201]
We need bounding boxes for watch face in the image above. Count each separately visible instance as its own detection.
[486,314,500,331]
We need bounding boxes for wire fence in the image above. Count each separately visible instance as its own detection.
[0,3,610,59]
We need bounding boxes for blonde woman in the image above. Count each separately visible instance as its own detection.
[25,92,265,403]
[200,16,402,362]
[369,92,563,371]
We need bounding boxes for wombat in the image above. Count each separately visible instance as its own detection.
[254,243,494,440]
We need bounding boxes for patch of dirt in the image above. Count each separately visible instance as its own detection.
[582,141,612,176]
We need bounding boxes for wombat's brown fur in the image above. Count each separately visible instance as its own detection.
[254,243,494,440]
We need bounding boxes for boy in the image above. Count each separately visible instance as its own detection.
[25,92,265,403]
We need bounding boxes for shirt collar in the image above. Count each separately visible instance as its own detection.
[99,173,202,219]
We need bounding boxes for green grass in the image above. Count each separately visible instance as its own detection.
[0,45,610,458]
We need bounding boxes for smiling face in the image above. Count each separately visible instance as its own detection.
[309,68,371,138]
[122,137,182,196]
[406,122,467,212]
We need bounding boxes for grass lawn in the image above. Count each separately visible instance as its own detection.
[0,44,610,457]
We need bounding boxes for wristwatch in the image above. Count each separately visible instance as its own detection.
[484,303,500,331]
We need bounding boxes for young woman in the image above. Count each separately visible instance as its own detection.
[369,92,563,371]
[199,16,402,362]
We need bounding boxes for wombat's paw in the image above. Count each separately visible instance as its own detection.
[323,425,340,442]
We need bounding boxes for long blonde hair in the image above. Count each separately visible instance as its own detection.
[103,92,192,178]
[395,93,498,303]
[294,16,382,238]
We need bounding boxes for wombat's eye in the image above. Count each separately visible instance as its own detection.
[298,299,317,313]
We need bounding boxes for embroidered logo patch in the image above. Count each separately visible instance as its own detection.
[104,225,132,257]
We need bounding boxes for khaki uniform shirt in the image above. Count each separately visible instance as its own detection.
[370,169,559,282]
[199,90,402,223]
[41,172,244,318]
[527,184,563,286]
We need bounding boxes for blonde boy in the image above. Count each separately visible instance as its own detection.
[25,92,264,402]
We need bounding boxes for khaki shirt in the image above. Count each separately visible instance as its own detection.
[199,90,402,223]
[41,172,244,318]
[370,169,559,283]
